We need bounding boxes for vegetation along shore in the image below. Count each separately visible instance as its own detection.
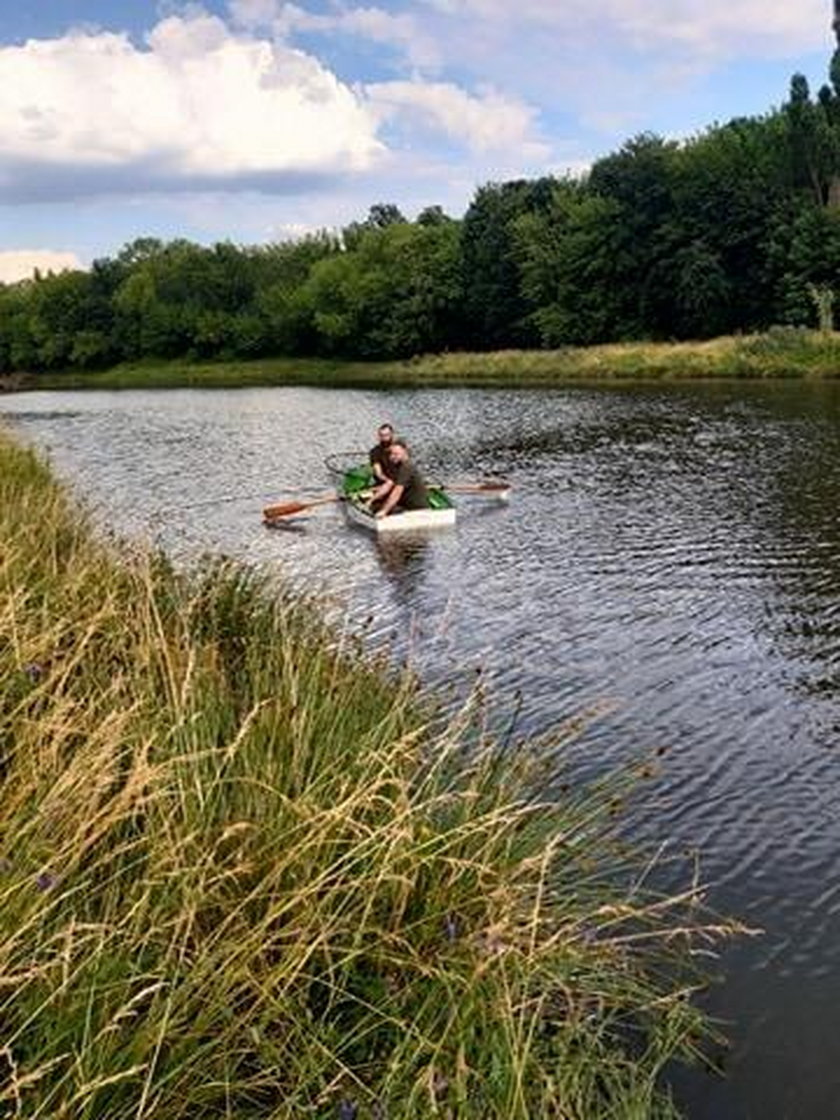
[0,426,744,1118]
[6,329,840,392]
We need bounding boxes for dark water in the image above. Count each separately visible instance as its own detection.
[4,381,840,1118]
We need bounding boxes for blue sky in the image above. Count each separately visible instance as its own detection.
[0,0,835,280]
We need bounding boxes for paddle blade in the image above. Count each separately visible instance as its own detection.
[443,481,512,496]
[263,500,310,520]
[263,493,339,521]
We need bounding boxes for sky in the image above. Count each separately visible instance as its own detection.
[0,0,836,281]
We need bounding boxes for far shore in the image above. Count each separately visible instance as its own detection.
[5,328,840,391]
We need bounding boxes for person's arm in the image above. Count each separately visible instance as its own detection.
[370,477,393,503]
[369,448,387,483]
[376,483,404,518]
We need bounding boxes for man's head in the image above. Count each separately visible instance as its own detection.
[388,438,409,464]
[377,423,394,446]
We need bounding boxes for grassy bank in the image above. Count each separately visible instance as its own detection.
[0,429,740,1118]
[11,326,840,391]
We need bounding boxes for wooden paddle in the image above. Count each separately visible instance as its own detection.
[441,481,512,495]
[263,494,340,521]
[262,481,509,522]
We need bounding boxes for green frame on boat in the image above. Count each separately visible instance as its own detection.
[340,463,455,511]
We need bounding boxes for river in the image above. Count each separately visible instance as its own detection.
[4,380,840,1118]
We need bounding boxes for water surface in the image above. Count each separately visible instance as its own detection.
[4,381,840,1119]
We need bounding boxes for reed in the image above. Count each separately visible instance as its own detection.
[0,430,742,1118]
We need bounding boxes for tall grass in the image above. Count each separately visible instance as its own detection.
[22,327,840,390]
[0,430,741,1118]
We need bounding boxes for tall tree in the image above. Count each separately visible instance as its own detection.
[460,178,554,349]
[784,73,840,206]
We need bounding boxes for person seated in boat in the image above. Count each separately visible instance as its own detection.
[369,423,398,486]
[372,439,429,518]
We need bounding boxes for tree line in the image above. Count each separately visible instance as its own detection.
[4,69,840,373]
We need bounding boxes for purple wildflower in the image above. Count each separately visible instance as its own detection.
[35,872,56,893]
[338,1101,358,1120]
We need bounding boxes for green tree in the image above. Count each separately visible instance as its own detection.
[416,205,451,227]
[654,115,793,334]
[587,134,680,338]
[299,222,463,358]
[0,283,37,371]
[514,187,638,346]
[777,205,840,324]
[460,178,554,348]
[343,204,408,250]
[784,73,840,206]
[27,270,116,369]
[254,233,341,355]
[113,240,258,359]
[670,242,732,338]
[367,203,406,228]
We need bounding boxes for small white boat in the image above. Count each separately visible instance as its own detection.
[343,493,457,533]
[338,462,457,533]
[262,457,508,530]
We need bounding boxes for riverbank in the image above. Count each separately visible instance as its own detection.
[0,428,740,1118]
[8,327,840,391]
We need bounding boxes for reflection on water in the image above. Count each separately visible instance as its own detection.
[375,532,432,580]
[263,518,309,537]
[5,381,840,1118]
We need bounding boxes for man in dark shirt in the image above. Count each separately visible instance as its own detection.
[373,439,429,518]
[369,423,398,484]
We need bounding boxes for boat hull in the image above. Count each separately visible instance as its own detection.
[344,497,456,533]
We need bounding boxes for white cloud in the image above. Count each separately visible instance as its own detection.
[0,11,383,200]
[608,0,828,57]
[230,1,441,70]
[227,0,284,28]
[0,250,83,284]
[366,81,549,158]
[0,6,560,204]
[420,0,829,58]
[231,0,831,64]
[325,8,441,69]
[224,0,832,165]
